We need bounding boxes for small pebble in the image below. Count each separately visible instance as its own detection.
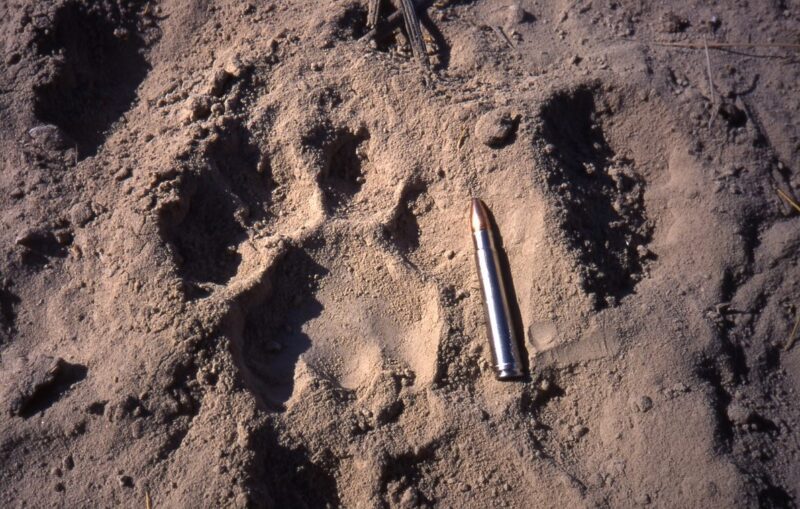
[114,167,132,181]
[506,3,529,25]
[631,395,653,413]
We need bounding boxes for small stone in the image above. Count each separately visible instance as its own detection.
[62,455,74,470]
[630,395,653,413]
[224,56,247,78]
[543,143,556,155]
[114,167,132,181]
[506,3,529,25]
[69,203,95,227]
[571,424,589,438]
[400,487,420,505]
[28,124,73,151]
[660,12,689,33]
[445,250,455,260]
[475,110,517,148]
[636,493,651,505]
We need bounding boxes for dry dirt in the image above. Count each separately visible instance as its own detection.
[2,0,800,507]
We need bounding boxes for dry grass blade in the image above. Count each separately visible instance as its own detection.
[145,490,152,509]
[457,127,468,149]
[492,25,516,49]
[786,313,800,351]
[399,0,430,69]
[703,37,717,128]
[777,188,800,213]
[653,41,800,50]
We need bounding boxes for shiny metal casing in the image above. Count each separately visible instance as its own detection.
[473,228,524,380]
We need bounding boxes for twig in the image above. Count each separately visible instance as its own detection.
[145,489,153,509]
[492,25,516,49]
[777,188,800,213]
[457,127,468,149]
[367,0,381,29]
[702,37,717,128]
[653,41,800,50]
[360,9,403,40]
[786,314,800,351]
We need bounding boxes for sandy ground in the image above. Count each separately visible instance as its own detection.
[1,0,800,507]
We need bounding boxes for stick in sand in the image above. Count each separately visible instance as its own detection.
[399,0,431,69]
[367,0,381,28]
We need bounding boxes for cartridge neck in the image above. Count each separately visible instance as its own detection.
[472,229,496,251]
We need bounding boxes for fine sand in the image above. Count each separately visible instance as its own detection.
[1,0,800,507]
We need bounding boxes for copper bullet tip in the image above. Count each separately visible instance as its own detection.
[470,198,491,232]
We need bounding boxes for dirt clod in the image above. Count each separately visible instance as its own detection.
[475,110,517,148]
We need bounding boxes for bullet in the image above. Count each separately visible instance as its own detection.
[470,198,525,380]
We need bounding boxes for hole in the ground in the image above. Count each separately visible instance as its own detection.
[382,441,440,507]
[539,86,652,309]
[32,1,149,158]
[383,183,427,254]
[695,358,734,449]
[17,359,88,419]
[206,121,272,223]
[167,172,245,288]
[249,426,341,508]
[17,229,69,267]
[307,126,370,212]
[758,478,794,509]
[236,246,328,410]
